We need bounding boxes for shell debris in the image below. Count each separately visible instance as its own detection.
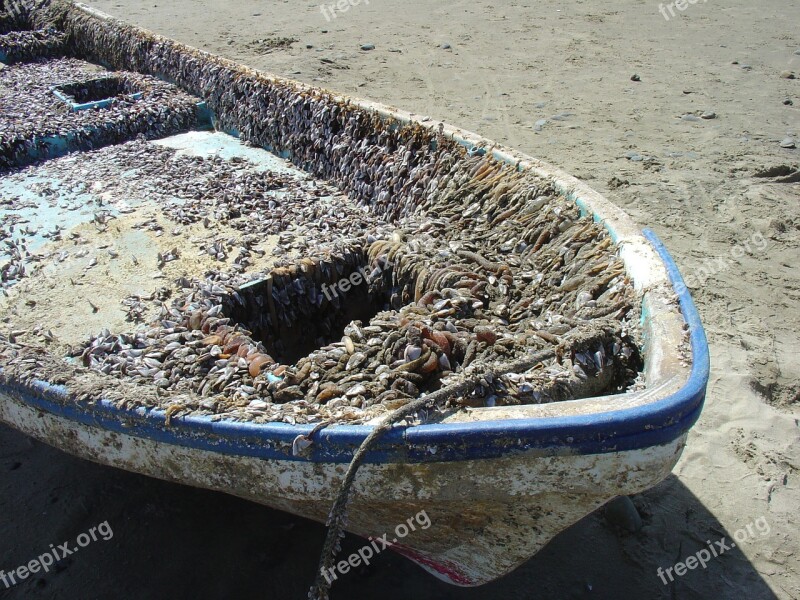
[0,3,645,427]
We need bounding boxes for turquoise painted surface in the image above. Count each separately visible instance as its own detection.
[0,170,141,260]
[1,131,308,262]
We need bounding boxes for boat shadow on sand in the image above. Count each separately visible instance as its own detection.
[0,425,777,600]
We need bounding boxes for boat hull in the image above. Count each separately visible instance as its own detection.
[0,391,685,585]
[0,0,709,587]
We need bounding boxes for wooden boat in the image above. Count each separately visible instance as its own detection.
[0,0,709,589]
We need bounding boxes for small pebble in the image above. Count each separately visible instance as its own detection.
[533,119,548,132]
[784,98,793,106]
[780,138,796,149]
[740,64,752,71]
[360,43,375,51]
[701,111,716,120]
[779,71,796,79]
[681,114,702,122]
[604,496,643,532]
[630,74,640,82]
[440,43,451,49]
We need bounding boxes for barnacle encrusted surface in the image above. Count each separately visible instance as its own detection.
[0,57,199,170]
[0,1,644,425]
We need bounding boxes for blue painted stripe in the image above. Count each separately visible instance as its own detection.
[0,231,708,464]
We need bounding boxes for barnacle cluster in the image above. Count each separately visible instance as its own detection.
[0,56,200,170]
[1,1,644,425]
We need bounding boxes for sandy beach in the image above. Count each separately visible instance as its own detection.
[1,0,798,598]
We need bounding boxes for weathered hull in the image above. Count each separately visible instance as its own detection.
[0,0,710,586]
[0,390,685,585]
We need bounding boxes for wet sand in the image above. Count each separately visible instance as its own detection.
[1,0,798,598]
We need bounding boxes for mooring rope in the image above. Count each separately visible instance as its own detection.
[307,345,558,600]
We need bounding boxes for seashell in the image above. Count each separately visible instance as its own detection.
[202,334,224,346]
[346,352,367,371]
[223,335,247,354]
[316,386,343,403]
[475,326,497,345]
[291,434,313,457]
[248,354,274,377]
[575,291,594,309]
[345,384,367,397]
[188,310,203,330]
[404,345,422,362]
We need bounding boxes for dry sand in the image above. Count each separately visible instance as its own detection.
[1,0,798,598]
